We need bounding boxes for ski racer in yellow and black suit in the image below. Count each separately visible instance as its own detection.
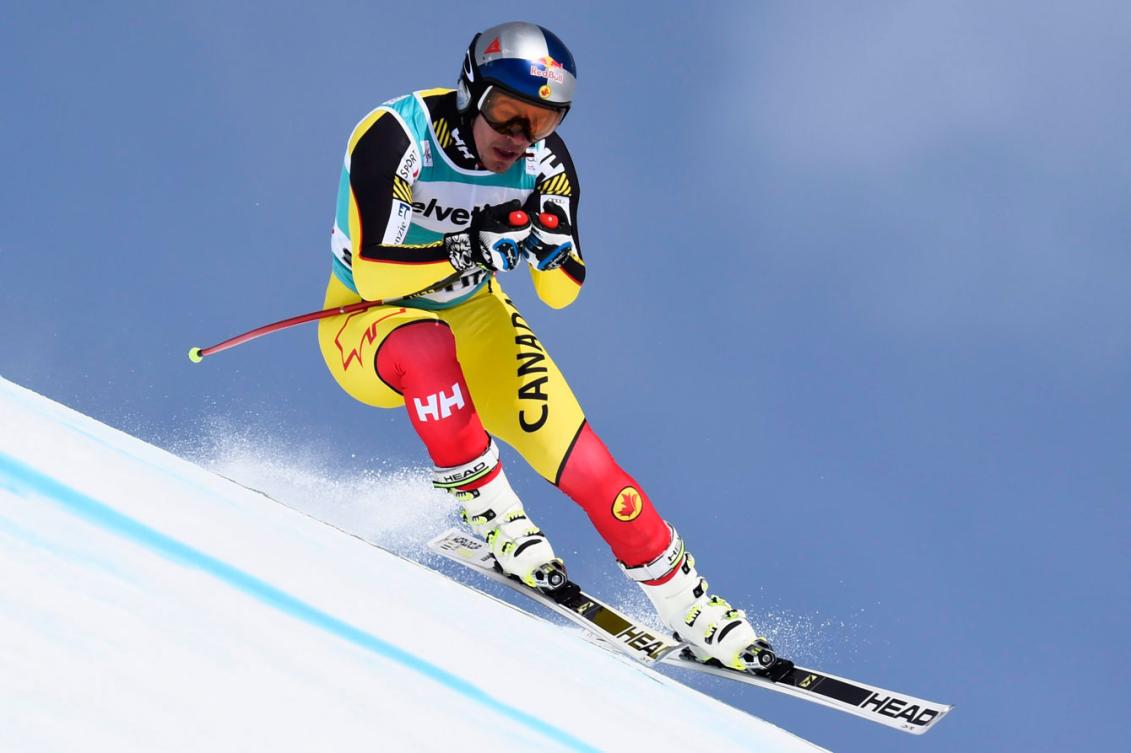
[318,21,775,672]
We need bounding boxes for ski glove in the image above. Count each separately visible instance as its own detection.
[523,203,574,271]
[445,200,531,273]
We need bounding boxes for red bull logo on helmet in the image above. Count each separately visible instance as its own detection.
[530,56,565,83]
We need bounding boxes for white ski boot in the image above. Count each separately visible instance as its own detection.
[432,440,567,592]
[622,524,777,672]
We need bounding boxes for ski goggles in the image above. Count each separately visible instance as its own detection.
[478,86,566,143]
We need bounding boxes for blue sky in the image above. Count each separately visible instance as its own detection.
[3,2,1129,750]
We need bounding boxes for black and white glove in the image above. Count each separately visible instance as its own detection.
[522,203,574,271]
[445,200,531,273]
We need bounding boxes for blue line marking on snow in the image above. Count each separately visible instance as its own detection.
[0,453,603,753]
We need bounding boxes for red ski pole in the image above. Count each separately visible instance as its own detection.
[188,209,538,364]
[187,297,390,363]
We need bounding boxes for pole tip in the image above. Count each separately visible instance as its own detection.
[188,347,204,363]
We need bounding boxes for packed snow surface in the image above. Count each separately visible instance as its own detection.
[0,377,827,752]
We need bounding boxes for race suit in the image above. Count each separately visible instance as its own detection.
[318,88,668,567]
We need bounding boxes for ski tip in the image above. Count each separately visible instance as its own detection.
[188,347,204,364]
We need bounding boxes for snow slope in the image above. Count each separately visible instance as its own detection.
[0,377,827,753]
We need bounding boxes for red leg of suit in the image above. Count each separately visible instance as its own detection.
[379,324,668,565]
[556,423,671,568]
[375,322,490,471]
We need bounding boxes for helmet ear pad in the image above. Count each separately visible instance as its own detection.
[456,78,472,112]
[457,33,483,114]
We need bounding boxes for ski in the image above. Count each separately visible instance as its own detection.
[427,528,681,665]
[662,650,951,735]
[428,528,952,735]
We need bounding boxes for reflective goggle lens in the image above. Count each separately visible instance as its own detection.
[480,88,565,142]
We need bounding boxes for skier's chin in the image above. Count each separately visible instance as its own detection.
[485,146,522,172]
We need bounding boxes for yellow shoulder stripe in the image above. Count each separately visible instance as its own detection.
[347,108,390,154]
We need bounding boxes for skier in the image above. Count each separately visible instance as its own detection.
[317,21,774,671]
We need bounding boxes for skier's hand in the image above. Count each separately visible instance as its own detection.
[445,200,531,273]
[522,203,574,271]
